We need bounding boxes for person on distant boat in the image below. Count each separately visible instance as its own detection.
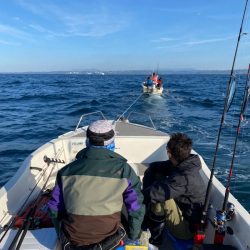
[48,120,145,249]
[142,133,206,246]
[156,77,163,89]
[144,76,152,87]
[151,72,158,85]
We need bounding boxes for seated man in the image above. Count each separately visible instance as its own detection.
[48,120,145,249]
[143,133,206,245]
[156,77,163,89]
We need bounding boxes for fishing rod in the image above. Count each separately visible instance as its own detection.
[213,64,250,245]
[194,0,249,245]
[3,155,64,249]
[0,155,63,243]
[8,206,37,250]
[222,64,250,211]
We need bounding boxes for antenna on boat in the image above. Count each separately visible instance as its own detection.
[213,64,250,245]
[194,0,249,246]
[116,93,144,122]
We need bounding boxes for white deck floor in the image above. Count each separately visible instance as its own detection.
[0,228,58,250]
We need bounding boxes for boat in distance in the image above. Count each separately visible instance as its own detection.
[0,111,249,250]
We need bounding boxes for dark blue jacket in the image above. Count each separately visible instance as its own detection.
[143,154,206,225]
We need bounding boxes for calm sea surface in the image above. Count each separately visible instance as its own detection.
[0,74,249,211]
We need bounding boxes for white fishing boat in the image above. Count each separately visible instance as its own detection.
[0,111,249,250]
[142,83,164,95]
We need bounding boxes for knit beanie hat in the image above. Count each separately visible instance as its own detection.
[86,120,115,146]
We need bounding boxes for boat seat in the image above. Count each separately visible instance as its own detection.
[129,163,149,177]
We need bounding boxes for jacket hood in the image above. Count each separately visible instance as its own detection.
[175,154,201,172]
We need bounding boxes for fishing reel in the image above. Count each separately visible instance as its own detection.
[214,203,235,231]
[214,210,226,233]
[225,202,235,221]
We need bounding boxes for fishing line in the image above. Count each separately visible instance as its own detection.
[233,79,250,191]
[231,75,247,194]
[222,64,250,212]
[167,94,185,108]
[116,92,144,121]
[209,64,250,246]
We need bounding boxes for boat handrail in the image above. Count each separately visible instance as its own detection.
[75,111,106,131]
[126,111,156,129]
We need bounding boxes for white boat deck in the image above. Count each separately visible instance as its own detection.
[0,228,58,250]
[0,120,249,250]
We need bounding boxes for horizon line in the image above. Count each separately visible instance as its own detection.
[0,68,248,74]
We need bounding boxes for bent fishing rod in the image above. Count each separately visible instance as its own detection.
[196,0,249,243]
[222,64,250,211]
[213,64,250,245]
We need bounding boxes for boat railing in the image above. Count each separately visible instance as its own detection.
[75,111,106,131]
[75,110,156,131]
[126,111,156,129]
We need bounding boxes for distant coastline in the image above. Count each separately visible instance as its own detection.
[0,69,248,75]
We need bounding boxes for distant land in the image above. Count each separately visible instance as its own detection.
[0,69,248,75]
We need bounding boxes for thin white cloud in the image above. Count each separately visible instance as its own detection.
[185,36,235,46]
[17,0,128,37]
[28,24,62,37]
[151,37,177,43]
[154,35,236,50]
[0,23,33,42]
[155,44,185,50]
[56,11,127,37]
[154,7,204,15]
[28,24,47,33]
[28,19,124,38]
[0,39,20,46]
[207,14,240,21]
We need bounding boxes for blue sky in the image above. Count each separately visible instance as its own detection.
[0,0,250,72]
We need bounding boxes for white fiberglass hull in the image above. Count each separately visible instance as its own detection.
[142,84,164,95]
[0,120,249,250]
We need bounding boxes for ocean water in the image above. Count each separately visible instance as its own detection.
[0,73,249,211]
